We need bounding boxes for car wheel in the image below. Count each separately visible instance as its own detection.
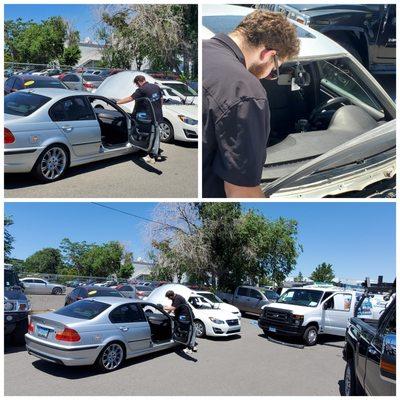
[12,319,28,346]
[194,320,206,338]
[96,342,125,372]
[33,144,69,182]
[52,287,62,295]
[344,358,360,396]
[303,325,318,346]
[159,119,174,143]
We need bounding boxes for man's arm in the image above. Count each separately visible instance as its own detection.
[117,96,134,105]
[163,305,176,314]
[224,182,265,198]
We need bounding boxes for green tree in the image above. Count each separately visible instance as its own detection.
[118,251,134,278]
[60,238,93,274]
[4,215,14,262]
[310,262,335,283]
[60,44,81,66]
[294,271,304,282]
[24,248,64,274]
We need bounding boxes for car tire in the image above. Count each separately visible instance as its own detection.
[52,287,62,295]
[33,144,70,182]
[303,325,318,346]
[96,341,125,373]
[159,119,174,143]
[12,319,28,346]
[344,358,361,396]
[194,320,206,338]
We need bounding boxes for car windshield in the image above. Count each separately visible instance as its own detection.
[5,92,50,117]
[87,289,122,297]
[264,290,280,301]
[318,58,384,114]
[277,289,323,307]
[4,270,18,288]
[164,82,197,96]
[55,300,110,320]
[200,292,223,303]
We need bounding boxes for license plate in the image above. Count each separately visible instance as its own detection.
[37,326,50,338]
[269,326,277,333]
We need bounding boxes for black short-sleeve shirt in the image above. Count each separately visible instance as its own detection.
[131,82,163,123]
[202,34,270,198]
[171,294,190,318]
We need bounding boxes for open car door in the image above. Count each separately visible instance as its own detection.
[128,97,158,152]
[172,304,195,346]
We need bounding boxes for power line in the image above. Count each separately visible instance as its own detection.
[91,202,179,230]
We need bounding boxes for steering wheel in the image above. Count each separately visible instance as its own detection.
[309,96,352,125]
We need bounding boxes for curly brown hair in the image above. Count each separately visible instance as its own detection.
[234,10,300,60]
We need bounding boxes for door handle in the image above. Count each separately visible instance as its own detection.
[119,327,129,332]
[368,347,378,356]
[61,126,73,133]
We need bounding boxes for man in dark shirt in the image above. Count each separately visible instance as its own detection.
[203,10,300,197]
[164,290,197,353]
[117,75,163,163]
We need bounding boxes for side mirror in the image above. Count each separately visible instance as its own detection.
[380,334,396,383]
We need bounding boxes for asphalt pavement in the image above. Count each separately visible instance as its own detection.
[4,142,198,198]
[5,293,346,396]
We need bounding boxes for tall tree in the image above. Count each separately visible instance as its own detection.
[24,248,63,274]
[310,262,335,283]
[294,271,304,282]
[60,238,93,274]
[4,215,15,262]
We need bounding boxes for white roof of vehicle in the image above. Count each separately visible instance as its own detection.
[202,4,348,61]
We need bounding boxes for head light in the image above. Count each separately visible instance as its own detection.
[4,301,14,311]
[178,115,198,125]
[209,317,224,324]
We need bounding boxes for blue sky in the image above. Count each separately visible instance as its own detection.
[4,202,396,281]
[4,4,100,41]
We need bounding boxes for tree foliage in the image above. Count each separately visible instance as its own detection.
[24,248,64,274]
[294,271,304,282]
[310,262,335,283]
[4,215,15,262]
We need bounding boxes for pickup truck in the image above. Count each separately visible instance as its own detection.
[216,286,279,315]
[258,287,359,345]
[342,293,396,395]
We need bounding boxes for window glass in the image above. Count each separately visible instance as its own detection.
[328,293,352,311]
[87,288,122,297]
[5,92,50,117]
[5,271,18,287]
[264,290,279,301]
[34,279,45,284]
[109,303,145,323]
[13,78,25,90]
[5,77,16,91]
[249,289,262,299]
[277,289,323,307]
[63,74,80,82]
[120,285,133,291]
[237,287,248,296]
[55,300,110,320]
[27,79,66,89]
[49,97,95,121]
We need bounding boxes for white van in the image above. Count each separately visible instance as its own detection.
[258,287,357,345]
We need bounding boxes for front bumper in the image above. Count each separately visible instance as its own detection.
[25,334,101,366]
[208,322,241,336]
[174,123,198,143]
[4,147,42,173]
[258,317,305,337]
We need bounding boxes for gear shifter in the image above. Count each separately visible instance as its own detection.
[296,119,309,133]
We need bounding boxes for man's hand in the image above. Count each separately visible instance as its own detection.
[224,181,266,198]
[117,96,133,105]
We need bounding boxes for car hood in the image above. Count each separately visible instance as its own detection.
[264,302,316,314]
[211,302,240,314]
[263,120,396,196]
[4,289,28,301]
[194,307,239,320]
[164,104,197,118]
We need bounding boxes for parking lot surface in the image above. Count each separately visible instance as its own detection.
[5,142,197,198]
[5,293,346,396]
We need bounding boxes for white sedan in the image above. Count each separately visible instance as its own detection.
[196,290,241,318]
[95,71,198,143]
[147,284,241,338]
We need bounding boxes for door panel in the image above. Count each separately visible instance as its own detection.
[322,293,353,336]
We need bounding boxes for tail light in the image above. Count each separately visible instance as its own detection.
[136,291,144,298]
[83,82,94,89]
[4,128,15,144]
[28,322,34,334]
[55,327,81,342]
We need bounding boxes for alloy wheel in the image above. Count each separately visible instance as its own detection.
[41,147,67,180]
[101,343,124,371]
[159,122,172,141]
[194,321,205,337]
[308,329,317,344]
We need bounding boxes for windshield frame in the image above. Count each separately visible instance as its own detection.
[277,289,324,307]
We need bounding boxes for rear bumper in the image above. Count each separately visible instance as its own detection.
[25,334,101,366]
[4,147,42,173]
[258,318,305,337]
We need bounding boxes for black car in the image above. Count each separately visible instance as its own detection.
[261,4,396,74]
[64,286,124,306]
[4,267,31,345]
[4,74,68,95]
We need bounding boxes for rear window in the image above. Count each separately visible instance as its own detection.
[55,300,110,320]
[26,79,66,89]
[88,288,123,297]
[135,285,150,291]
[5,92,50,117]
[83,75,104,81]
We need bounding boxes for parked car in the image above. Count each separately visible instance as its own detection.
[4,75,68,95]
[58,73,104,92]
[159,80,198,104]
[25,297,194,372]
[4,88,159,182]
[4,266,31,345]
[64,286,123,305]
[147,284,241,338]
[203,5,396,198]
[20,277,66,295]
[95,71,198,143]
[134,285,154,299]
[343,291,395,395]
[260,4,396,74]
[258,287,358,345]
[217,286,279,315]
[196,290,241,317]
[115,284,138,299]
